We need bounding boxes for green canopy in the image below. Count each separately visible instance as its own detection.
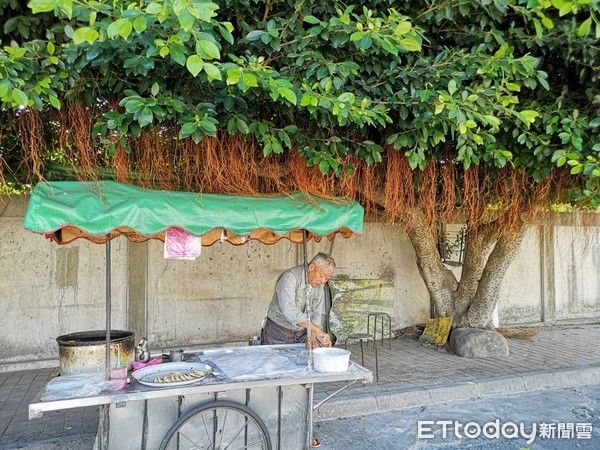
[23,181,364,245]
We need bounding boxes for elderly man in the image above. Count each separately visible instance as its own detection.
[262,253,335,349]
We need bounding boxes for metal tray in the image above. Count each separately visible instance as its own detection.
[131,362,213,388]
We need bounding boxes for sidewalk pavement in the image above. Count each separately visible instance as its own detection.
[0,369,97,449]
[1,324,599,448]
[313,323,600,421]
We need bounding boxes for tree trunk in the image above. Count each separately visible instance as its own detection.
[406,210,458,317]
[452,223,497,319]
[459,228,527,328]
[406,210,527,332]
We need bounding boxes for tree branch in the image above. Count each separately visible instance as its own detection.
[262,0,272,22]
[406,209,458,316]
[453,221,498,316]
[462,226,527,328]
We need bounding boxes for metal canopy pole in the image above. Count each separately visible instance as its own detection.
[302,230,312,370]
[105,237,112,380]
[302,229,314,450]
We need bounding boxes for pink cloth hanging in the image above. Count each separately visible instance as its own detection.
[164,227,201,260]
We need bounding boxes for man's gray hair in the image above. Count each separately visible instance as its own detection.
[310,252,336,271]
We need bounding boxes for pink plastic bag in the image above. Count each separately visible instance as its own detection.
[132,358,163,371]
[164,227,201,260]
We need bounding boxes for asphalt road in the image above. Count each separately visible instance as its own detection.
[315,384,600,449]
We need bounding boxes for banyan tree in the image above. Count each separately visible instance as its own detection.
[1,0,599,354]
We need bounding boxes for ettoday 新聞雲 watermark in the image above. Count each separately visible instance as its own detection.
[417,420,592,444]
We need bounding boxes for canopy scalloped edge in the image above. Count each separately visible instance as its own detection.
[44,225,355,246]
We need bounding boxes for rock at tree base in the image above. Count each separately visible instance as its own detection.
[450,328,509,358]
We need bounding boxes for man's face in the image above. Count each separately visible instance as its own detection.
[307,264,333,287]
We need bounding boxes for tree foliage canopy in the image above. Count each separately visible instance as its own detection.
[0,0,599,208]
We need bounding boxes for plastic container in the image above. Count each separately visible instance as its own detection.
[110,367,126,378]
[169,349,184,362]
[312,348,351,373]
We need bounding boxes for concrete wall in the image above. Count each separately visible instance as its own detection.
[142,222,430,348]
[0,197,128,371]
[553,226,600,321]
[497,228,544,325]
[1,195,599,370]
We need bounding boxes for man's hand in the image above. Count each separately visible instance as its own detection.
[316,331,332,347]
[306,330,332,349]
[298,320,332,348]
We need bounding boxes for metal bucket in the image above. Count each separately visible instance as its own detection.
[56,330,135,375]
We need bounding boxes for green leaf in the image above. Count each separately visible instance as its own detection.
[303,15,320,24]
[169,44,186,65]
[203,63,222,81]
[146,2,162,14]
[319,160,329,174]
[520,109,539,124]
[107,18,132,39]
[48,95,61,110]
[89,10,96,26]
[242,73,258,87]
[271,138,283,154]
[186,55,204,77]
[11,88,28,106]
[199,118,217,135]
[395,22,412,35]
[179,122,197,139]
[47,41,55,55]
[137,108,153,127]
[123,98,144,113]
[300,93,313,107]
[506,82,520,92]
[263,142,272,157]
[236,118,249,134]
[226,117,236,134]
[337,92,355,103]
[246,30,266,41]
[533,19,543,39]
[218,24,234,44]
[350,31,363,42]
[484,115,501,127]
[177,10,195,31]
[448,79,457,95]
[72,27,99,44]
[589,118,600,128]
[28,0,55,13]
[277,87,297,105]
[0,83,9,99]
[72,27,87,44]
[133,16,147,33]
[197,40,220,60]
[378,37,398,56]
[226,67,241,85]
[541,16,553,29]
[151,83,159,96]
[194,2,218,22]
[399,37,421,52]
[578,17,592,37]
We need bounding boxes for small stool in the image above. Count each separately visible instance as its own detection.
[367,312,392,350]
[344,333,379,382]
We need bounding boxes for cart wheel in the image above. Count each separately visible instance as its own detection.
[159,399,272,450]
